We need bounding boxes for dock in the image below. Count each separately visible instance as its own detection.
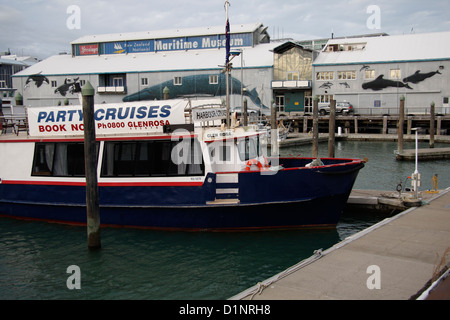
[396,147,450,161]
[231,188,450,300]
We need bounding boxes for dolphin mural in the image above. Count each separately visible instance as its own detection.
[362,75,413,91]
[122,73,268,109]
[403,68,443,84]
[25,73,49,88]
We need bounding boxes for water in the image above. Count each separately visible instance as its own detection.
[1,140,448,300]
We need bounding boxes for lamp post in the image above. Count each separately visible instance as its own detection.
[411,127,421,199]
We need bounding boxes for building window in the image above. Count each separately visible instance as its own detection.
[319,95,333,104]
[113,77,123,87]
[209,75,218,84]
[337,71,356,80]
[316,71,334,81]
[275,95,285,113]
[390,69,401,80]
[0,80,6,88]
[51,80,57,88]
[141,78,148,86]
[174,76,182,86]
[364,69,375,79]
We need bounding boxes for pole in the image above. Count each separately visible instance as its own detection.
[328,99,336,158]
[225,1,231,129]
[398,95,405,154]
[430,102,435,148]
[312,96,319,159]
[243,98,248,126]
[270,99,278,156]
[414,129,419,199]
[82,81,101,250]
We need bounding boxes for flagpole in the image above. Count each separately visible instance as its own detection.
[225,1,230,129]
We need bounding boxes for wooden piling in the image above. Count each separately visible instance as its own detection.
[430,102,435,148]
[312,97,319,158]
[398,96,405,154]
[328,99,336,158]
[82,82,101,250]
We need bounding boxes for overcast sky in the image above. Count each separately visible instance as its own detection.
[1,0,449,59]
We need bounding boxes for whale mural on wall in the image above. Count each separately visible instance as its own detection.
[24,73,49,88]
[54,78,82,96]
[362,75,413,91]
[403,67,443,84]
[122,73,268,109]
[362,66,443,91]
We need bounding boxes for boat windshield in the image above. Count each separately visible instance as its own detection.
[236,136,263,161]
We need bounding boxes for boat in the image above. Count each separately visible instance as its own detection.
[0,98,364,231]
[0,2,364,231]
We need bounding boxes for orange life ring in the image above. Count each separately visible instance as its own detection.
[245,159,263,171]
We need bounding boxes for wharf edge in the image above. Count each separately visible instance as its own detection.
[230,188,450,300]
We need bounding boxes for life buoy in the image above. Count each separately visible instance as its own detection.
[245,158,269,171]
[245,159,263,171]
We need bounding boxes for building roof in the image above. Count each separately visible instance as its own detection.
[313,31,450,66]
[13,42,277,77]
[272,41,312,54]
[71,23,265,44]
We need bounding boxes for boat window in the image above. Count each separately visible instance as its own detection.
[31,142,98,177]
[237,136,259,161]
[101,138,204,177]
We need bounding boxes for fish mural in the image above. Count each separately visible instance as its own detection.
[360,65,371,72]
[319,81,333,89]
[403,67,443,84]
[25,73,49,88]
[362,75,413,91]
[123,73,268,109]
[54,77,82,96]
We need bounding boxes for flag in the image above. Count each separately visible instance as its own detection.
[225,18,230,65]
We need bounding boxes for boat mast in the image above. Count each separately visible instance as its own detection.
[225,0,231,128]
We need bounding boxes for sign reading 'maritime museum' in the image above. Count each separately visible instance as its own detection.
[76,33,252,56]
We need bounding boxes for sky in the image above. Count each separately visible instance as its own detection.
[1,0,449,60]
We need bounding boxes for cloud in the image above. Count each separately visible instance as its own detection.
[0,0,448,59]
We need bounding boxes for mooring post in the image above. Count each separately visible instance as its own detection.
[430,102,435,148]
[398,96,405,154]
[82,81,101,250]
[312,96,319,158]
[328,99,336,158]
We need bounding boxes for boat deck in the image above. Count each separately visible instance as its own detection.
[231,188,450,300]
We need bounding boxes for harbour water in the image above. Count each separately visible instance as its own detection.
[0,140,449,300]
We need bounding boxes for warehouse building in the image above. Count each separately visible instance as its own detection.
[13,23,276,111]
[312,31,450,114]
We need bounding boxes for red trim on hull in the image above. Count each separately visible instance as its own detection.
[1,180,203,187]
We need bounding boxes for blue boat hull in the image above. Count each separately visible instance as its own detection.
[0,159,364,231]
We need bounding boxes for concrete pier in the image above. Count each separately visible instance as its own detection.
[231,188,450,300]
